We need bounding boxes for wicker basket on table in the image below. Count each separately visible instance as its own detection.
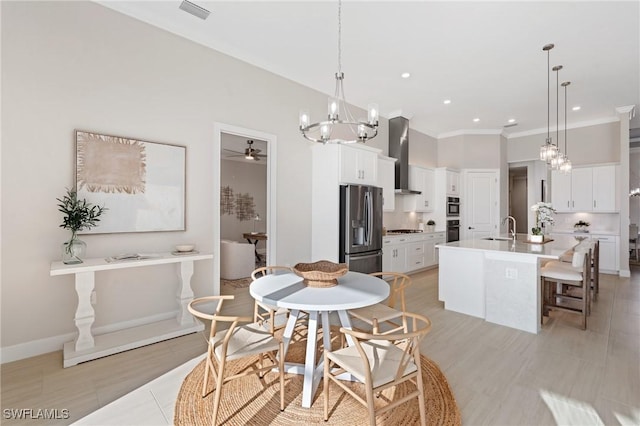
[293,260,348,288]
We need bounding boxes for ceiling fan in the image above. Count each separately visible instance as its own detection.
[223,140,266,161]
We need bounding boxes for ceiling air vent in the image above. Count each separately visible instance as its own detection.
[179,0,211,20]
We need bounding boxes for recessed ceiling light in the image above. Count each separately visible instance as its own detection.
[572,106,581,111]
[401,72,411,79]
[443,99,451,105]
[473,118,480,122]
[508,118,516,123]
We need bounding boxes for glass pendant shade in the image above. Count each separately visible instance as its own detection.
[560,158,572,174]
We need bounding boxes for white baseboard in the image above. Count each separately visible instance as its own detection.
[1,310,179,364]
[619,268,631,278]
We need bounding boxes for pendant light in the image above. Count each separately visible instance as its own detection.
[540,44,558,163]
[550,65,565,170]
[299,0,378,144]
[560,81,572,174]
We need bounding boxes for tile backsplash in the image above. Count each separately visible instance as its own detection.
[551,212,620,234]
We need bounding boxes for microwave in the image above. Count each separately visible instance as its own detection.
[447,197,460,217]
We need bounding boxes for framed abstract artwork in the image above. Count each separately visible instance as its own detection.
[75,130,186,234]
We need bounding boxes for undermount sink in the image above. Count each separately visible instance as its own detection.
[482,237,513,241]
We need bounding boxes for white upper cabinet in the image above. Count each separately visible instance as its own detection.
[551,170,572,211]
[551,164,619,213]
[378,156,396,212]
[446,170,460,196]
[404,165,434,212]
[592,165,618,212]
[570,167,593,212]
[339,144,378,185]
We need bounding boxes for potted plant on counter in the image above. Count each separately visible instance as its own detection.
[57,188,106,264]
[574,220,590,233]
[530,202,556,243]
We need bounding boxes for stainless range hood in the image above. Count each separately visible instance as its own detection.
[389,116,421,195]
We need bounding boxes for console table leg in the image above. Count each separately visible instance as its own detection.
[74,272,95,351]
[176,261,195,326]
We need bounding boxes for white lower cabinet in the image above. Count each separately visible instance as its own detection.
[549,232,619,274]
[382,232,445,273]
[383,238,407,272]
[592,234,619,273]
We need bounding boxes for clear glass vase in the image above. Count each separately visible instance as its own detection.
[62,235,87,264]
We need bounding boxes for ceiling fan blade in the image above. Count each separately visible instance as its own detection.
[223,148,243,154]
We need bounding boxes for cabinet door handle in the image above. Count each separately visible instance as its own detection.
[594,200,596,208]
[567,201,570,208]
[468,227,475,230]
[572,201,575,207]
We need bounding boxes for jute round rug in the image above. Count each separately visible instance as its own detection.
[174,329,461,425]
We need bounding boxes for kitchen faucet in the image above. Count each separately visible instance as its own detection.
[503,216,517,241]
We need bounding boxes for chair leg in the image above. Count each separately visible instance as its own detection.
[211,357,227,425]
[415,355,427,426]
[202,348,213,397]
[364,382,376,426]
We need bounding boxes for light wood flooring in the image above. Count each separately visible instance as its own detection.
[1,266,638,425]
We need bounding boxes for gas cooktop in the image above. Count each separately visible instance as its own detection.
[386,229,423,234]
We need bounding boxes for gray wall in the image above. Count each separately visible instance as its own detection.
[507,121,620,164]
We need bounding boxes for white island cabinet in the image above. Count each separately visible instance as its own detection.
[437,235,576,334]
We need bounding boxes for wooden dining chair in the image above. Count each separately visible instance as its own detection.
[541,248,591,330]
[347,272,412,334]
[188,295,284,425]
[323,311,432,426]
[252,266,294,334]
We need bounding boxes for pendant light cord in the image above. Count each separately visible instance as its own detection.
[556,65,562,148]
[337,0,342,75]
[564,83,568,155]
[547,49,550,140]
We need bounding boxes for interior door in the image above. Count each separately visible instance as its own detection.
[465,171,498,240]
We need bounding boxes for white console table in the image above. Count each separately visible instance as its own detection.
[50,252,212,367]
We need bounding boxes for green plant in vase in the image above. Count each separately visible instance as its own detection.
[57,188,106,264]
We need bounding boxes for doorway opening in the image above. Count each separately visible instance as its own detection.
[213,123,277,297]
[509,167,528,234]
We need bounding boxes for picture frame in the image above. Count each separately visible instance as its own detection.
[75,130,186,234]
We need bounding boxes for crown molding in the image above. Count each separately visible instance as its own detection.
[437,129,503,139]
[506,116,620,139]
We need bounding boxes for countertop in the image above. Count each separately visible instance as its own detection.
[437,233,580,259]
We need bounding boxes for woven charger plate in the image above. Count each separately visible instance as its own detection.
[292,260,348,288]
[174,327,461,425]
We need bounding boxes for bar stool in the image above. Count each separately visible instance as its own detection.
[560,239,599,300]
[541,248,591,330]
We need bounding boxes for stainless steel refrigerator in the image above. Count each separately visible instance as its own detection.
[339,184,383,274]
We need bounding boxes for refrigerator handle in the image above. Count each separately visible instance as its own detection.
[366,191,373,246]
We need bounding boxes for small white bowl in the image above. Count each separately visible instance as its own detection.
[175,244,195,252]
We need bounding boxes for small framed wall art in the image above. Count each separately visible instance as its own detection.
[75,130,186,234]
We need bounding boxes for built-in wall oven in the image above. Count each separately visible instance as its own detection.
[446,197,460,217]
[446,219,460,242]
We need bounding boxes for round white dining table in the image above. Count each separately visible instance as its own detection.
[250,271,389,408]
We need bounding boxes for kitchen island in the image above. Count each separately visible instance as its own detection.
[437,234,579,334]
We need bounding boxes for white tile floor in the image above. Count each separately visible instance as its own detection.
[75,356,203,425]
